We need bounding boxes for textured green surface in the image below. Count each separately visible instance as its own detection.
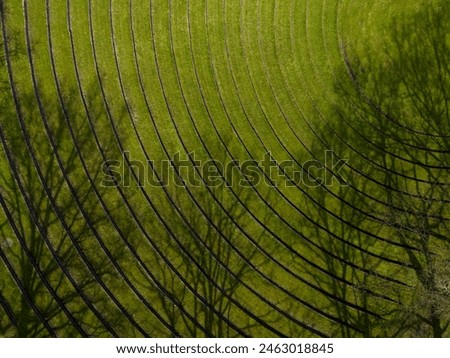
[0,0,448,337]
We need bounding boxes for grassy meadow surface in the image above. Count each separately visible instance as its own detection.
[0,0,449,337]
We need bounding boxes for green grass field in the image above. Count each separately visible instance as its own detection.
[0,0,448,337]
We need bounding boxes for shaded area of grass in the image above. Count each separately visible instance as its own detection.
[0,0,448,337]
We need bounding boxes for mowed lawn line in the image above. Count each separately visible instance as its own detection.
[243,0,306,160]
[3,0,310,338]
[1,0,30,94]
[122,0,232,263]
[332,0,438,238]
[236,0,390,326]
[197,0,296,234]
[60,0,358,328]
[0,2,422,338]
[213,0,324,238]
[336,0,447,301]
[85,1,233,337]
[289,0,410,266]
[270,0,414,300]
[88,0,197,255]
[185,0,247,159]
[119,0,282,336]
[327,0,417,280]
[302,0,415,281]
[334,0,432,196]
[296,0,404,252]
[335,0,432,282]
[131,0,260,253]
[62,0,173,315]
[333,0,414,237]
[128,0,282,324]
[0,0,99,337]
[216,0,400,302]
[127,1,183,155]
[256,0,314,157]
[49,0,183,336]
[149,0,326,336]
[4,0,111,336]
[250,0,354,222]
[273,0,360,211]
[255,0,376,277]
[144,0,268,276]
[320,0,401,225]
[168,0,308,264]
[180,0,352,336]
[206,1,268,159]
[323,0,396,209]
[268,0,409,306]
[0,1,30,319]
[87,0,231,336]
[109,0,202,227]
[69,0,204,336]
[185,0,354,316]
[156,0,264,236]
[185,0,318,268]
[111,0,184,166]
[209,0,374,336]
[337,0,445,170]
[26,0,163,337]
[206,0,328,280]
[239,0,350,287]
[260,0,414,318]
[186,0,312,274]
[234,0,406,276]
[337,0,427,280]
[0,74,50,336]
[132,0,354,336]
[111,0,294,338]
[167,0,294,278]
[304,0,339,107]
[0,138,22,336]
[5,0,104,333]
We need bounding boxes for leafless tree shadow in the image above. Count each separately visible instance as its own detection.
[0,5,141,336]
[326,0,449,337]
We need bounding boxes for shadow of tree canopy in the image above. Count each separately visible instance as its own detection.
[318,0,449,337]
[141,146,276,337]
[1,0,448,338]
[0,3,145,337]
